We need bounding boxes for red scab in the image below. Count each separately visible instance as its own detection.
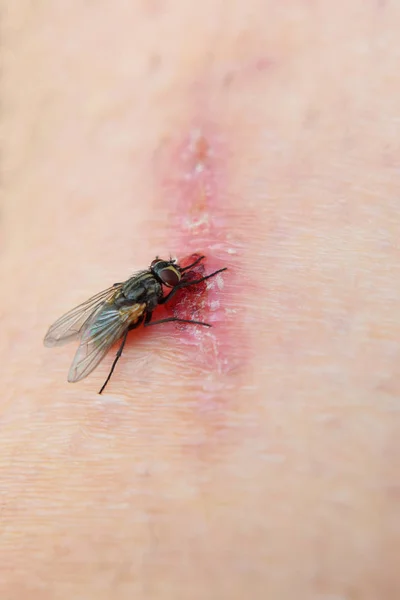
[166,253,207,324]
[147,119,253,457]
[161,251,231,377]
[153,125,242,376]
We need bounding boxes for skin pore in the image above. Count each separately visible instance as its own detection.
[1,2,399,599]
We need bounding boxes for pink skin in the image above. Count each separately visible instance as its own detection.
[1,2,400,600]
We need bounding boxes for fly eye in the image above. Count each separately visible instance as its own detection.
[159,267,180,287]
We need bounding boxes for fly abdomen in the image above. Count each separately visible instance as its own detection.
[123,275,162,308]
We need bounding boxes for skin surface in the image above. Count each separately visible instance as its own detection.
[1,1,400,599]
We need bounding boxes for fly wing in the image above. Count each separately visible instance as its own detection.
[44,285,121,347]
[67,302,146,383]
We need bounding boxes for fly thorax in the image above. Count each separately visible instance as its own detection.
[122,274,162,309]
[142,278,163,311]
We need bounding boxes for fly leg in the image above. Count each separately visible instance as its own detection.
[98,315,145,394]
[144,311,211,328]
[179,255,205,272]
[160,267,227,305]
[98,329,130,394]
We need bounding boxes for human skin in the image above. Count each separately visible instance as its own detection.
[1,1,400,599]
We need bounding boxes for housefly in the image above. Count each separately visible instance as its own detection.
[44,255,227,394]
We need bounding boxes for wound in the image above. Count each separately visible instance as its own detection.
[153,123,244,375]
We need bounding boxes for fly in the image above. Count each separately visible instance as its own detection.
[44,255,227,394]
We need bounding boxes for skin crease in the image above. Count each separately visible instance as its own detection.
[1,1,400,599]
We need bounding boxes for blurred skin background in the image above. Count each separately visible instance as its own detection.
[1,1,400,599]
